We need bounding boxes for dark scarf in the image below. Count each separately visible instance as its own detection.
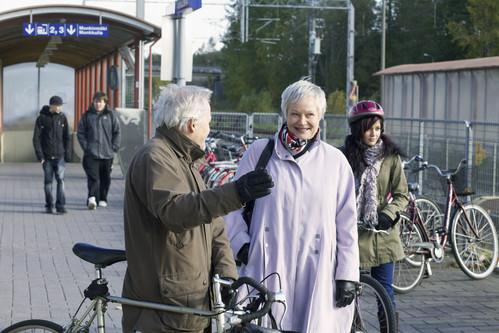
[279,124,316,156]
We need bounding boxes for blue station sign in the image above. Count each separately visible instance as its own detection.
[23,23,109,37]
[174,0,202,15]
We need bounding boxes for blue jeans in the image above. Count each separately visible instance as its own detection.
[43,159,66,210]
[371,262,396,307]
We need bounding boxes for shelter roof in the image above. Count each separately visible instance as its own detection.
[375,56,499,76]
[0,5,161,68]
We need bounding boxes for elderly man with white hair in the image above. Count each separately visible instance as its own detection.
[121,84,274,333]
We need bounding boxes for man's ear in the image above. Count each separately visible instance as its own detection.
[186,118,196,134]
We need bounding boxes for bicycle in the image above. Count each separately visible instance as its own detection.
[393,157,499,294]
[1,243,288,333]
[2,243,396,333]
[392,155,443,293]
[402,155,443,233]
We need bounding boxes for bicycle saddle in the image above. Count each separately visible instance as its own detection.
[72,242,126,268]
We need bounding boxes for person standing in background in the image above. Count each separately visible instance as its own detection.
[33,95,71,214]
[77,92,121,210]
[343,100,409,331]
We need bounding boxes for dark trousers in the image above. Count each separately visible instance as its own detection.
[42,159,66,210]
[82,155,113,202]
[371,262,396,307]
[372,262,396,332]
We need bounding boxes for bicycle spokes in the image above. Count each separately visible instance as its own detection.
[451,205,498,279]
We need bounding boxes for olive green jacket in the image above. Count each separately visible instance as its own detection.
[357,154,409,268]
[122,126,241,332]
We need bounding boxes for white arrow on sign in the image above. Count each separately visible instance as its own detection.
[25,24,34,35]
[67,25,76,36]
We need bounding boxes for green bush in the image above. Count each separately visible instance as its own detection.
[237,90,275,113]
[327,90,346,115]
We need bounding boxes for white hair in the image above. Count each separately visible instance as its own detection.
[153,84,212,131]
[280,80,327,120]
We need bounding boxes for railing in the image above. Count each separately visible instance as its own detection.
[211,112,499,225]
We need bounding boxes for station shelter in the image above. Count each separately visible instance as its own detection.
[0,5,161,162]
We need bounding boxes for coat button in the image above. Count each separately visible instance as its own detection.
[203,280,207,285]
[265,227,270,232]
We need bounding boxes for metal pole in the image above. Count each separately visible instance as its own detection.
[493,143,497,196]
[381,0,386,71]
[418,120,424,194]
[465,121,473,203]
[148,39,158,139]
[240,0,246,42]
[175,15,186,86]
[346,1,355,112]
[380,0,386,103]
[37,66,41,110]
[307,16,316,81]
[137,0,145,108]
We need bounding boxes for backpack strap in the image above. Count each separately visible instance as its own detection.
[241,138,274,230]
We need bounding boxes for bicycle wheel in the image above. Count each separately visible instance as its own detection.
[1,319,63,333]
[351,274,397,333]
[451,204,498,279]
[415,196,442,233]
[392,213,425,294]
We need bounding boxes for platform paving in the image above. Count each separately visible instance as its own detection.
[0,163,498,333]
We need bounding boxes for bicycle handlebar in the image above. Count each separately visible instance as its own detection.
[231,276,275,323]
[424,159,467,178]
[403,155,467,178]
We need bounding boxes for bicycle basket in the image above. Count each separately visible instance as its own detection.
[450,166,474,196]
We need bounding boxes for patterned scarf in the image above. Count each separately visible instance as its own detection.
[279,124,309,154]
[356,140,384,227]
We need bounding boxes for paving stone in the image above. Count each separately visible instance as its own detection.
[1,163,498,332]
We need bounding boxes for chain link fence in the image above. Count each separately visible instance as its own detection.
[212,112,499,219]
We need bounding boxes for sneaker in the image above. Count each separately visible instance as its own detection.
[56,207,67,215]
[88,197,97,210]
[98,201,108,208]
[45,207,53,214]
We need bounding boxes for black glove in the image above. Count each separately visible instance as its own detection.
[376,212,394,231]
[64,154,72,163]
[236,243,250,266]
[335,280,357,308]
[235,169,274,204]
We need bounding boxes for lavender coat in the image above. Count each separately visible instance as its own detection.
[225,135,359,333]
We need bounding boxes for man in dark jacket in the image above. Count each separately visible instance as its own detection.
[33,95,71,214]
[122,84,274,332]
[77,92,121,210]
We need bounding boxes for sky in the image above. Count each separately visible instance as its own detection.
[0,0,233,53]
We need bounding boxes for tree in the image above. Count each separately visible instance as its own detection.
[448,0,499,57]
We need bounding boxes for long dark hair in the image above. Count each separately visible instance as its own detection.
[343,115,405,174]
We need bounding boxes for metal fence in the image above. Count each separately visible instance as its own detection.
[212,112,499,218]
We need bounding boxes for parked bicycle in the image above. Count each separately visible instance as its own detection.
[393,157,499,293]
[1,243,396,333]
[2,243,287,333]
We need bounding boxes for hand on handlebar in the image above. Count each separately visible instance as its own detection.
[376,213,395,231]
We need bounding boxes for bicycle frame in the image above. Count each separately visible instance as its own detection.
[63,265,275,333]
[405,159,485,258]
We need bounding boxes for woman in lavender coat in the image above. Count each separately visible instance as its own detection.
[225,80,359,333]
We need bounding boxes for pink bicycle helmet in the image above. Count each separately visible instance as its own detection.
[348,100,384,124]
